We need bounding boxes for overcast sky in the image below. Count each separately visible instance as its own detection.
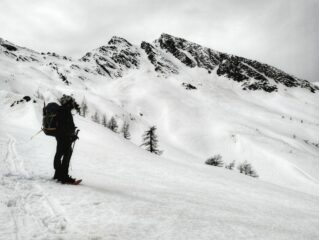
[0,0,318,81]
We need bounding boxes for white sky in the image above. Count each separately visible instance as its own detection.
[0,0,318,81]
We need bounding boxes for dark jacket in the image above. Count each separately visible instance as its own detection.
[56,106,75,138]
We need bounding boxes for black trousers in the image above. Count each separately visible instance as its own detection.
[54,136,73,179]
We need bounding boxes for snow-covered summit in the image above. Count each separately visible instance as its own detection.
[107,36,133,47]
[80,36,140,78]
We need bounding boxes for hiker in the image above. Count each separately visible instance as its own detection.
[53,95,79,184]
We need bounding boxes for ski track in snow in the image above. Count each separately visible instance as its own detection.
[0,135,68,240]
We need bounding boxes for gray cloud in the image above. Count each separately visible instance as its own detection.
[0,0,318,81]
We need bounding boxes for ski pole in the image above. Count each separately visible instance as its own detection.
[30,129,43,140]
[69,129,80,171]
[71,129,80,155]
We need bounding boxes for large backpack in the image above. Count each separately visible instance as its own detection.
[42,102,60,136]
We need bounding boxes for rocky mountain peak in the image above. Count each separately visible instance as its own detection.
[108,36,133,47]
[156,33,219,69]
[157,33,185,43]
[154,34,318,93]
[80,36,140,78]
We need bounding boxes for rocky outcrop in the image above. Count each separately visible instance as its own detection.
[81,36,141,78]
[156,33,318,93]
[49,62,70,85]
[141,41,178,76]
[156,33,220,71]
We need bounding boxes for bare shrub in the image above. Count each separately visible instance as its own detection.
[205,155,224,167]
[237,161,258,178]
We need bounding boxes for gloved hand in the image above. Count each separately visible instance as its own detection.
[71,134,79,142]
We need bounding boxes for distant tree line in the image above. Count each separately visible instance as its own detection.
[79,97,131,140]
[79,97,164,155]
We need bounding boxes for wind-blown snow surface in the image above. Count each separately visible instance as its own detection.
[1,35,319,239]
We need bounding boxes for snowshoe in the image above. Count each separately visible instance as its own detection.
[61,175,82,185]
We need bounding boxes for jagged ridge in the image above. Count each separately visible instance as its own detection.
[141,41,178,76]
[0,34,317,93]
[156,33,318,93]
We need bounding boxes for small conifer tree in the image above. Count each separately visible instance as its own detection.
[91,111,100,124]
[108,116,118,132]
[141,126,162,155]
[122,121,131,139]
[80,98,88,117]
[102,114,108,127]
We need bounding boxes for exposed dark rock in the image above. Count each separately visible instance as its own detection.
[156,33,318,93]
[182,83,197,90]
[58,72,69,84]
[16,55,29,62]
[70,64,80,70]
[78,76,86,81]
[1,43,17,51]
[216,56,249,83]
[23,96,31,102]
[10,96,32,107]
[96,59,112,77]
[157,34,196,68]
[3,50,17,58]
[49,62,71,85]
[141,41,178,75]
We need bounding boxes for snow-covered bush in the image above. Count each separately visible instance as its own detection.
[225,160,235,170]
[205,154,224,167]
[237,161,258,178]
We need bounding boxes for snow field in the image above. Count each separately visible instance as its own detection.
[0,100,319,239]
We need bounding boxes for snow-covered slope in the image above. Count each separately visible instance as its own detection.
[0,34,319,239]
[1,98,319,240]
